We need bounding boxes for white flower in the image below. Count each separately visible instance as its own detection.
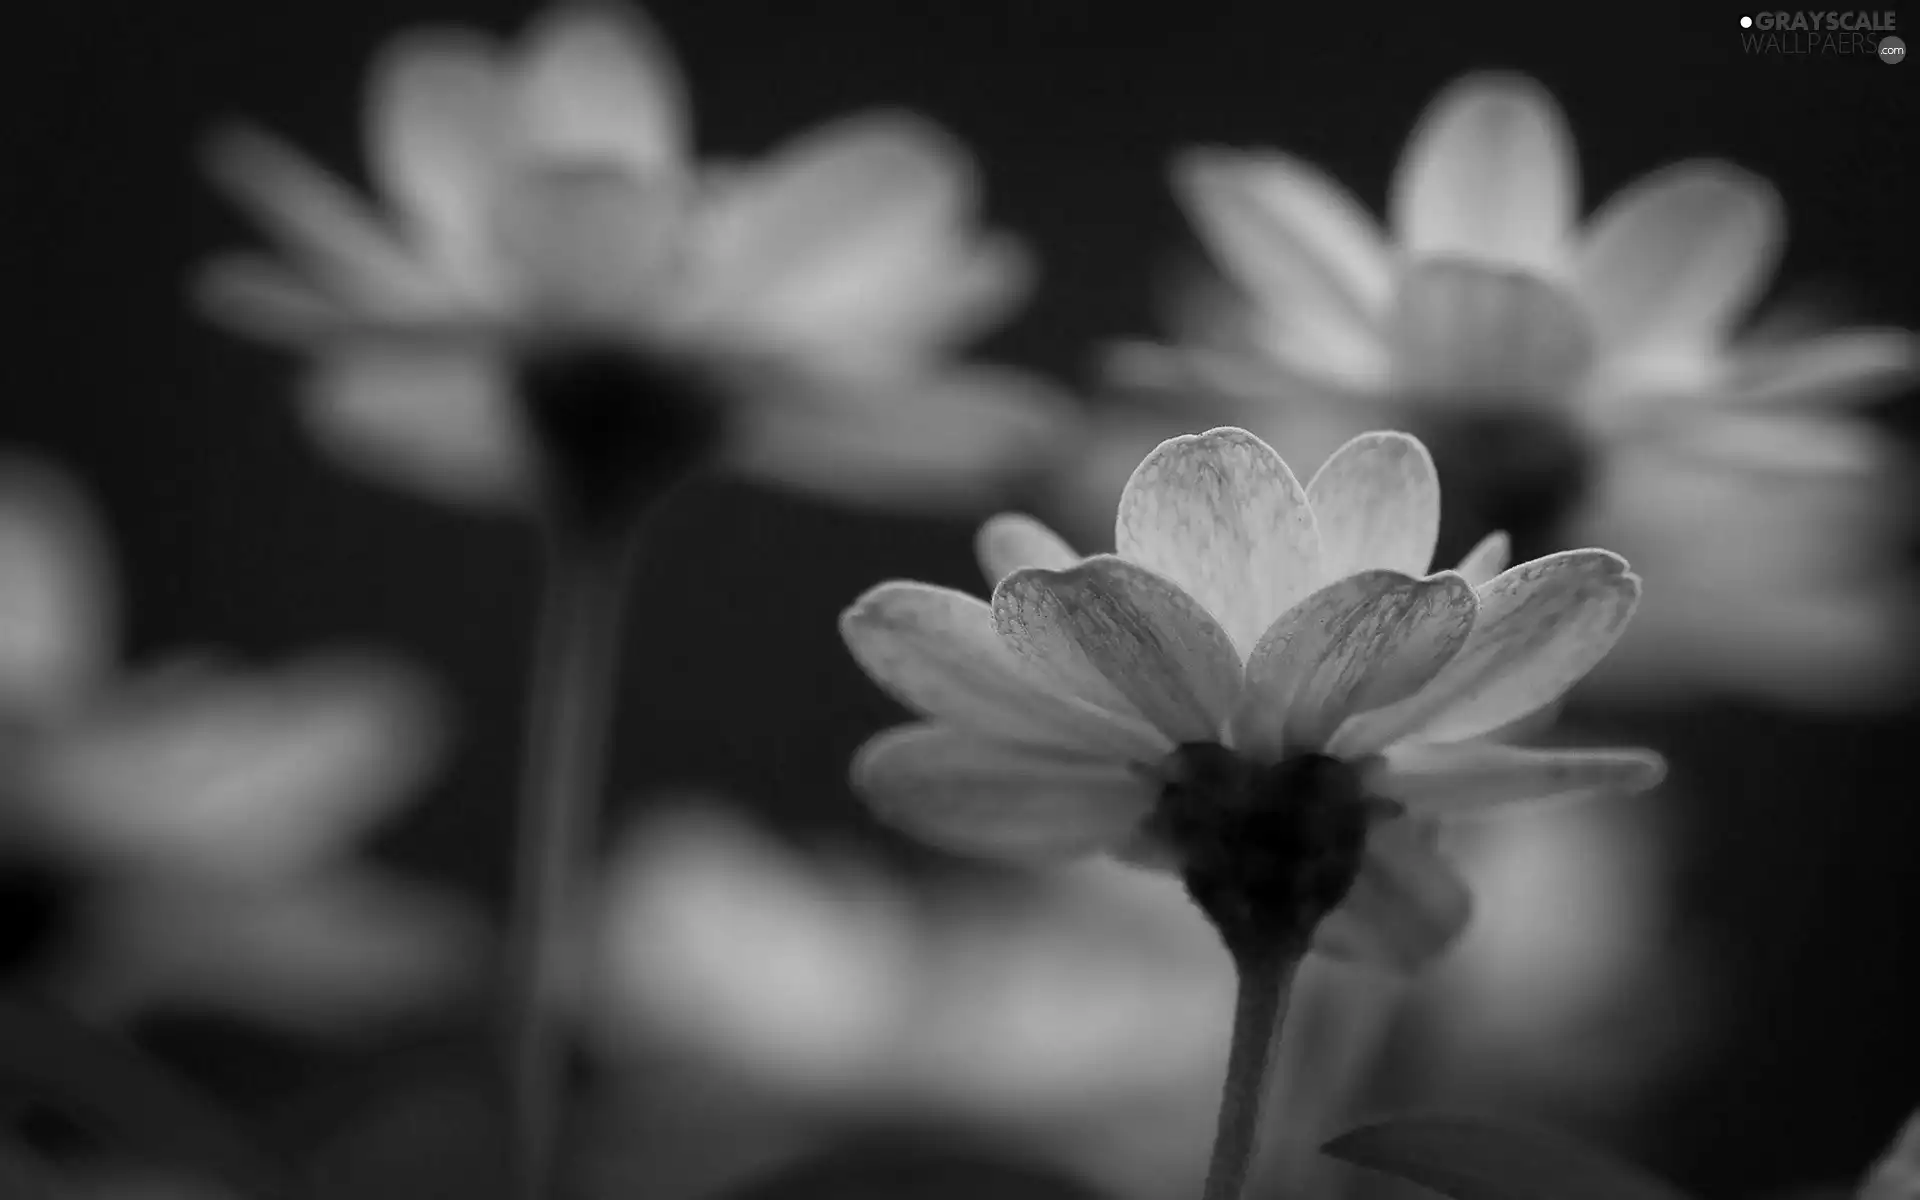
[842,426,1664,969]
[1094,71,1917,707]
[200,4,1070,514]
[0,456,481,1032]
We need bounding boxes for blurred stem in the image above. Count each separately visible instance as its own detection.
[506,523,633,1200]
[1201,936,1302,1200]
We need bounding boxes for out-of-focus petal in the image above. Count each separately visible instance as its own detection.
[1388,259,1593,400]
[24,656,444,883]
[1859,1107,1920,1200]
[302,343,529,505]
[1719,327,1919,407]
[1366,741,1666,816]
[513,5,687,170]
[588,801,916,1090]
[839,582,1166,759]
[689,114,1009,356]
[1235,572,1475,759]
[1175,148,1395,326]
[366,29,514,288]
[1576,161,1783,359]
[853,723,1156,862]
[724,365,1073,514]
[195,255,362,343]
[1114,427,1321,658]
[1454,531,1512,589]
[1389,72,1576,274]
[66,868,483,1033]
[0,458,116,717]
[994,556,1243,746]
[1305,431,1440,579]
[1336,550,1641,750]
[203,126,451,314]
[1313,819,1472,972]
[975,513,1080,585]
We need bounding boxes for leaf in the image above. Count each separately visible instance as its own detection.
[1321,1113,1694,1200]
[0,996,300,1199]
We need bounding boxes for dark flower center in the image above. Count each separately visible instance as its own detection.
[1409,406,1597,567]
[1152,744,1381,953]
[0,856,78,981]
[511,340,731,532]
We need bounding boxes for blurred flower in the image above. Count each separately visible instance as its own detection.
[200,3,1071,517]
[1861,1107,1920,1200]
[0,456,481,1032]
[1090,71,1918,707]
[1396,785,1702,1124]
[841,426,1663,971]
[586,797,1398,1200]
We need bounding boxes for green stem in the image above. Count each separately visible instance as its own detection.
[506,526,633,1200]
[1201,937,1302,1200]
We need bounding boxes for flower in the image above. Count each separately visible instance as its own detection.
[0,455,480,1032]
[200,3,1070,518]
[1089,71,1917,707]
[841,426,1664,969]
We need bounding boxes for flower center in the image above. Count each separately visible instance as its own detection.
[511,340,730,531]
[0,855,78,980]
[1388,259,1600,564]
[1152,744,1381,952]
[1410,405,1597,566]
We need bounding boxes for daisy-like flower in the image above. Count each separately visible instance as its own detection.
[0,456,480,1032]
[1094,71,1917,706]
[841,425,1665,970]
[200,4,1070,522]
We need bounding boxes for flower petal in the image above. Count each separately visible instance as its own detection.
[976,513,1080,585]
[852,723,1155,862]
[1337,550,1642,750]
[1234,572,1475,759]
[724,364,1074,514]
[366,29,514,287]
[1175,148,1395,328]
[1114,427,1320,658]
[1312,819,1472,973]
[690,113,1012,357]
[1720,328,1920,408]
[1366,742,1666,816]
[993,556,1242,746]
[1576,161,1783,357]
[1453,531,1511,589]
[302,343,529,505]
[839,582,1165,759]
[513,5,687,169]
[1387,259,1594,400]
[27,656,443,883]
[1390,72,1576,273]
[204,126,449,313]
[0,458,116,715]
[1306,431,1441,579]
[197,255,361,343]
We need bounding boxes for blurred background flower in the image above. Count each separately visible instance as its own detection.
[0,456,482,1034]
[200,3,1075,517]
[1070,71,1919,710]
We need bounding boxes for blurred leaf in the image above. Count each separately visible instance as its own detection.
[1321,1113,1693,1200]
[0,997,298,1199]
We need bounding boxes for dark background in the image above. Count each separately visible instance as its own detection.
[3,2,1917,1197]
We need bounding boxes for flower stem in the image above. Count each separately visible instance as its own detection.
[1201,935,1302,1200]
[506,525,633,1200]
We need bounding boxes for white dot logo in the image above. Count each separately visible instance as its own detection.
[1740,14,1753,26]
